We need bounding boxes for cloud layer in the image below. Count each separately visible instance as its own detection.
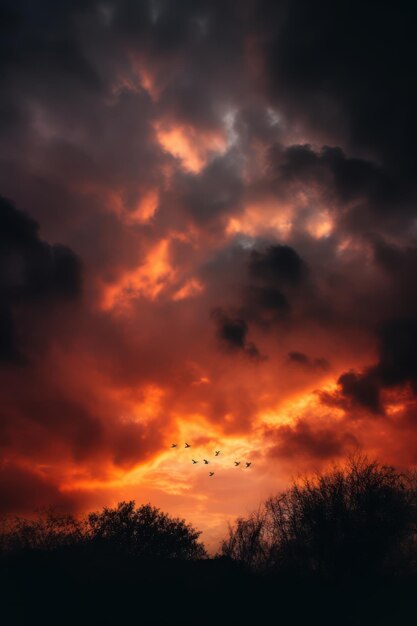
[0,0,416,545]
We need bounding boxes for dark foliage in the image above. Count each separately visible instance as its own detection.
[221,457,417,579]
[0,500,206,561]
[86,501,207,560]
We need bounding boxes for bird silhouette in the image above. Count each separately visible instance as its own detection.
[245,462,252,468]
[192,459,198,464]
[203,459,209,464]
[185,443,190,448]
[209,472,215,477]
[234,461,240,466]
[215,451,220,456]
[171,444,177,448]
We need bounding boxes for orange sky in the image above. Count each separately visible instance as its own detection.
[1,0,417,553]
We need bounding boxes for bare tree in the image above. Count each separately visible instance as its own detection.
[0,509,84,554]
[221,456,417,579]
[221,508,267,570]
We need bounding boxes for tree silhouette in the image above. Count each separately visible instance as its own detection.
[222,456,417,580]
[2,465,417,626]
[0,501,207,561]
[221,509,267,571]
[86,501,207,560]
[0,509,84,554]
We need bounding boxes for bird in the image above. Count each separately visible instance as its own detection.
[185,443,190,448]
[192,459,198,464]
[209,472,215,477]
[215,450,220,456]
[245,462,252,468]
[171,444,177,448]
[234,461,240,466]
[203,459,209,464]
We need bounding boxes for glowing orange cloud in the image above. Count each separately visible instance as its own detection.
[306,211,333,239]
[128,54,163,101]
[126,189,159,224]
[226,198,294,239]
[172,278,204,301]
[101,238,175,310]
[154,122,226,173]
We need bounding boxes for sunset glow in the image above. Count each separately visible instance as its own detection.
[1,0,417,555]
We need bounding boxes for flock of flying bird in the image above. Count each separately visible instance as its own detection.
[171,443,252,476]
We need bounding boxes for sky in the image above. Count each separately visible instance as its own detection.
[1,0,417,549]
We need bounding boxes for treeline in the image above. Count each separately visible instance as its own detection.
[2,457,417,625]
[0,501,206,560]
[222,457,417,578]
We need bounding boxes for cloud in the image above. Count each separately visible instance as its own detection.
[331,318,417,416]
[373,318,417,389]
[0,306,18,363]
[0,461,80,514]
[0,196,82,362]
[267,419,358,461]
[245,285,289,321]
[266,143,406,237]
[0,0,416,544]
[249,244,306,286]
[258,0,417,183]
[288,351,329,371]
[338,370,382,415]
[0,196,81,299]
[211,307,262,360]
[233,243,309,329]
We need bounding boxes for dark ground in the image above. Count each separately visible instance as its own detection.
[2,551,417,626]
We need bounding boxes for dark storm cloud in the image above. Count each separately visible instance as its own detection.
[372,241,417,313]
[0,196,82,362]
[211,308,262,360]
[215,311,247,349]
[236,243,310,328]
[288,351,329,371]
[0,1,165,237]
[245,285,289,318]
[376,318,417,388]
[1,0,416,231]
[258,0,417,180]
[287,351,310,366]
[279,145,396,208]
[233,103,283,145]
[0,306,18,363]
[338,371,382,415]
[209,242,310,355]
[249,244,306,286]
[251,0,417,245]
[0,1,102,139]
[174,154,244,225]
[334,319,417,415]
[268,143,405,235]
[0,0,416,515]
[209,239,325,354]
[0,197,81,300]
[0,461,79,514]
[267,420,358,461]
[0,368,165,471]
[0,0,249,258]
[297,233,417,392]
